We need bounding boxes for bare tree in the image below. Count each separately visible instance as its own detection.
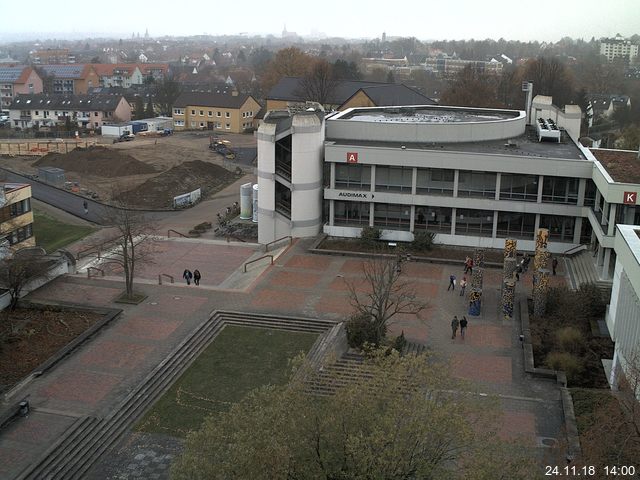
[0,250,55,311]
[298,59,339,107]
[347,255,426,343]
[440,64,501,108]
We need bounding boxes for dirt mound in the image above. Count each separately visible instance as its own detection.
[34,146,157,177]
[118,160,237,208]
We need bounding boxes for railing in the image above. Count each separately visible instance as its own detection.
[87,267,104,278]
[563,244,587,256]
[226,234,246,243]
[77,246,101,260]
[158,273,174,285]
[167,229,188,238]
[243,255,273,273]
[275,202,291,219]
[264,235,292,252]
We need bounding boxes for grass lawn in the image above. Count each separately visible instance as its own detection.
[33,209,96,253]
[136,325,318,438]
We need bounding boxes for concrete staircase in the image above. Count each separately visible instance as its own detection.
[565,251,612,300]
[17,311,335,480]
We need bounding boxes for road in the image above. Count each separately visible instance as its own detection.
[1,168,181,226]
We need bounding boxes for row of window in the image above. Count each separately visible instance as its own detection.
[4,223,33,246]
[173,109,255,118]
[333,201,579,242]
[0,198,31,222]
[334,164,592,205]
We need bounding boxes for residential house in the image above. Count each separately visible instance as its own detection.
[8,93,131,130]
[587,94,631,126]
[138,63,169,82]
[30,48,75,64]
[0,183,34,251]
[172,92,261,133]
[93,64,143,88]
[265,77,436,113]
[38,64,99,94]
[600,35,639,62]
[0,66,43,110]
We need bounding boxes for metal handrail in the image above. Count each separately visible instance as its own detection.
[563,244,586,256]
[158,273,174,285]
[87,267,104,278]
[167,229,188,238]
[76,236,121,260]
[77,247,101,260]
[243,254,273,273]
[264,235,293,252]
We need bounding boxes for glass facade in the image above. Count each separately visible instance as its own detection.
[415,206,452,233]
[335,164,371,190]
[496,211,536,239]
[455,208,494,237]
[539,215,575,242]
[334,200,370,226]
[584,179,597,207]
[457,171,496,198]
[416,168,454,196]
[375,166,413,193]
[542,176,578,204]
[500,174,539,202]
[373,203,411,230]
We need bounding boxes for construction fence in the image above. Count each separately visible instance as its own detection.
[0,140,99,156]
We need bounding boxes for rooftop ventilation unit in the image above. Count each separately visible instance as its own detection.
[535,117,561,143]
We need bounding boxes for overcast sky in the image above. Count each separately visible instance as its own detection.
[1,0,639,43]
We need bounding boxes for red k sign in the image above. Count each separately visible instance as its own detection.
[623,191,637,205]
[346,152,358,163]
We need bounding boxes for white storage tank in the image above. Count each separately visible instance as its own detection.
[240,182,252,219]
[252,184,258,223]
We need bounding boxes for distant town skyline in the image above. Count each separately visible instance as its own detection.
[1,0,639,44]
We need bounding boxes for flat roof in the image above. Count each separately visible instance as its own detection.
[590,149,640,183]
[328,125,586,161]
[335,105,520,124]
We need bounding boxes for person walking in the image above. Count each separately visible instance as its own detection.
[460,316,468,339]
[183,269,193,285]
[464,256,471,273]
[193,269,201,286]
[552,257,558,276]
[451,316,459,339]
[515,265,522,281]
[83,200,88,215]
[459,276,467,296]
[447,274,456,291]
[522,254,531,272]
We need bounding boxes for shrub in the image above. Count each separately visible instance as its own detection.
[392,331,407,353]
[360,226,381,247]
[545,351,584,382]
[346,312,381,349]
[412,231,435,252]
[554,326,585,354]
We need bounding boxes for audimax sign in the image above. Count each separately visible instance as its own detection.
[336,191,374,199]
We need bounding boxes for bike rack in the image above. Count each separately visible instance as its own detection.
[264,235,292,252]
[158,273,174,285]
[87,267,105,278]
[167,229,188,238]
[243,255,273,273]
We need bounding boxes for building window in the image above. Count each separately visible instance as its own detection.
[174,120,184,126]
[500,174,538,202]
[416,168,454,196]
[457,171,496,198]
[199,110,204,116]
[541,176,578,204]
[584,179,597,207]
[496,211,535,239]
[217,111,221,117]
[373,203,411,231]
[191,109,196,115]
[375,166,412,193]
[334,200,370,226]
[455,208,494,237]
[190,121,196,127]
[225,112,230,118]
[539,215,575,242]
[225,123,230,129]
[5,223,33,245]
[335,164,371,190]
[199,122,205,128]
[208,111,213,117]
[415,206,451,233]
[174,108,184,115]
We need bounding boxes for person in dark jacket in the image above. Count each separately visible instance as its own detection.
[459,316,468,339]
[183,269,193,285]
[193,269,201,286]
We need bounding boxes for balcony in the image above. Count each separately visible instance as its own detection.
[275,157,292,182]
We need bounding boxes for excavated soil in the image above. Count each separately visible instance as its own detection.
[34,146,157,177]
[117,160,237,209]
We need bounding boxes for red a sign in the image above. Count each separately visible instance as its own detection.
[623,191,637,205]
[346,152,358,163]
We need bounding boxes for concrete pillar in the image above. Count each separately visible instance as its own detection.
[601,200,609,227]
[577,178,586,206]
[495,173,501,201]
[537,175,544,203]
[330,162,335,189]
[534,214,540,237]
[410,205,415,232]
[607,204,617,236]
[453,170,459,197]
[411,167,417,195]
[596,243,605,266]
[573,217,583,244]
[369,202,374,226]
[492,211,498,238]
[451,207,457,236]
[370,165,376,193]
[602,248,612,280]
[329,200,334,226]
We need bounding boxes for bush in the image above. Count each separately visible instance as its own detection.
[554,326,585,354]
[360,226,381,247]
[346,312,382,349]
[545,351,584,382]
[412,231,435,252]
[392,331,407,353]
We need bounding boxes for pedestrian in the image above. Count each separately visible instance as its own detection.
[463,256,471,273]
[523,254,531,272]
[460,316,468,339]
[83,200,88,215]
[552,257,558,276]
[447,274,456,291]
[515,265,522,281]
[451,315,459,339]
[193,269,201,286]
[183,269,193,285]
[459,276,467,296]
[467,257,474,275]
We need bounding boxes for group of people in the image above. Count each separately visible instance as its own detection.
[451,315,468,340]
[447,274,467,296]
[182,269,202,286]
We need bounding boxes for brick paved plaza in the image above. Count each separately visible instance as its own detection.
[0,236,567,478]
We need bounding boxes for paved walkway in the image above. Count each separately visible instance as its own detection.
[0,238,570,479]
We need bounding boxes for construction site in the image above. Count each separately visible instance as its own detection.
[0,132,256,209]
